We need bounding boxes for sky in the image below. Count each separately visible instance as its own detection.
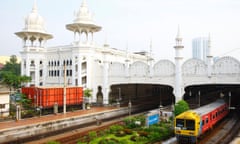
[1,0,240,61]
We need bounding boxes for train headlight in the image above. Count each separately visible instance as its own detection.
[175,127,181,130]
[189,132,194,135]
[176,130,181,134]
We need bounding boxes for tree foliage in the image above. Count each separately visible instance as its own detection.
[174,100,190,116]
[1,55,20,75]
[84,88,92,97]
[0,55,31,91]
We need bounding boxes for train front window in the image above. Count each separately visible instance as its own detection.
[176,119,184,128]
[186,120,195,130]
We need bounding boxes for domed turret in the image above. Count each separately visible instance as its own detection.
[74,0,94,24]
[66,0,101,45]
[15,1,53,48]
[24,2,45,33]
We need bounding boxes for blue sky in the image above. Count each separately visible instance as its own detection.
[1,0,240,61]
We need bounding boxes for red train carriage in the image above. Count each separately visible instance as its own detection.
[21,86,83,108]
[197,99,229,134]
[175,99,229,144]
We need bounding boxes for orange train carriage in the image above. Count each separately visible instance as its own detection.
[174,99,229,144]
[21,86,83,108]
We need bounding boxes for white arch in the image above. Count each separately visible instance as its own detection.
[153,59,175,76]
[182,58,207,76]
[109,62,125,77]
[130,61,148,77]
[213,56,240,75]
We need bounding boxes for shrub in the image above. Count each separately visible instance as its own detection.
[148,131,161,142]
[123,128,133,135]
[123,115,146,129]
[137,131,148,137]
[88,131,97,140]
[130,135,138,141]
[115,130,126,137]
[99,137,119,144]
[109,125,124,134]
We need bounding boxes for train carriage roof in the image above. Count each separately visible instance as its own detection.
[194,99,226,116]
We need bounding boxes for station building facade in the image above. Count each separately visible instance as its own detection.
[15,0,153,105]
[15,0,240,105]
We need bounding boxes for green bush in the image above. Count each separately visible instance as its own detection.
[137,131,148,137]
[123,115,145,129]
[148,131,161,142]
[99,137,119,144]
[109,125,124,134]
[88,131,97,140]
[123,128,133,135]
[115,130,126,137]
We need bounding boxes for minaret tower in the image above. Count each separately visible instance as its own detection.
[15,1,53,86]
[66,0,102,45]
[174,26,184,102]
[207,33,213,78]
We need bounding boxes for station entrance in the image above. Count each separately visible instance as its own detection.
[110,84,174,108]
[184,84,240,109]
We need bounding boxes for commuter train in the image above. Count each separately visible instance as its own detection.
[174,99,229,144]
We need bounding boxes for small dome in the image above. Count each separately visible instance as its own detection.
[23,2,46,33]
[74,0,94,24]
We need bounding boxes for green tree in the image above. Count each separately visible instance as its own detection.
[84,88,92,97]
[0,71,31,91]
[0,55,31,92]
[1,55,20,75]
[83,88,93,109]
[174,100,190,116]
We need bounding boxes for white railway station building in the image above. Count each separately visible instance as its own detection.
[15,0,240,105]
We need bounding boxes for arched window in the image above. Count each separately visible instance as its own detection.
[30,60,35,66]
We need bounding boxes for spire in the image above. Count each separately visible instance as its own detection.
[208,33,211,50]
[32,0,38,13]
[207,33,212,57]
[175,25,183,47]
[81,0,87,7]
[176,25,182,41]
[150,37,152,54]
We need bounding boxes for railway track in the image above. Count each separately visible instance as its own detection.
[26,112,141,144]
[162,112,240,144]
[25,103,157,144]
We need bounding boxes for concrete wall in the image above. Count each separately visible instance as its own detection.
[0,91,10,117]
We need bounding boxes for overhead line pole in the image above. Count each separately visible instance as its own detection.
[63,63,67,114]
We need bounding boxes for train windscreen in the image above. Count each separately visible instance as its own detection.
[176,119,184,128]
[186,119,195,130]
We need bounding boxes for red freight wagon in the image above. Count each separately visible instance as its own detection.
[21,86,83,108]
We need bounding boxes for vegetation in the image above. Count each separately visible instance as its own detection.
[74,115,174,144]
[84,88,92,97]
[0,55,31,92]
[84,88,93,109]
[10,93,35,118]
[123,115,145,129]
[174,100,190,116]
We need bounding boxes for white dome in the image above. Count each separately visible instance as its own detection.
[23,2,46,33]
[74,0,94,24]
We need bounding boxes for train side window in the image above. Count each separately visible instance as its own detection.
[213,114,215,119]
[216,112,218,117]
[202,120,205,126]
[206,118,209,124]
